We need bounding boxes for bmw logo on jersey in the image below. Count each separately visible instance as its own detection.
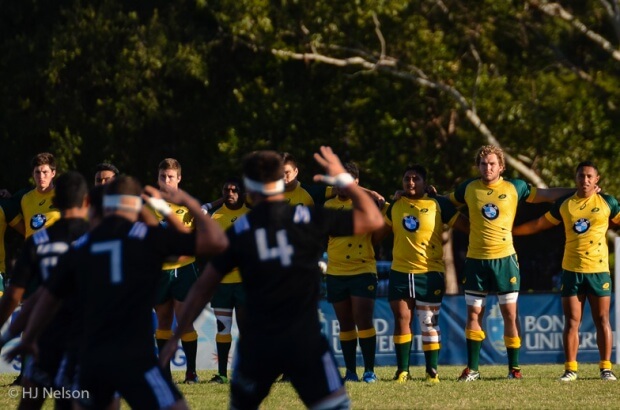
[573,218,590,234]
[30,213,47,230]
[402,215,420,232]
[481,203,499,220]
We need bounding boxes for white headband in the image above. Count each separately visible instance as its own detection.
[243,176,285,196]
[103,195,143,213]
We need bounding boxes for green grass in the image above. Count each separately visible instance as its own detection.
[0,364,617,409]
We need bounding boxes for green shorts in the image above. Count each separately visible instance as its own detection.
[561,270,612,297]
[388,270,445,303]
[211,282,246,309]
[463,255,520,294]
[155,263,199,304]
[325,273,377,303]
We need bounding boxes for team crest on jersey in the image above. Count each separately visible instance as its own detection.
[402,215,420,232]
[481,203,499,220]
[573,218,590,234]
[30,213,47,230]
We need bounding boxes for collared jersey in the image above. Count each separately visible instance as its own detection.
[324,197,388,276]
[0,197,22,272]
[385,195,458,274]
[211,201,353,338]
[450,177,535,259]
[212,204,251,283]
[545,193,620,273]
[156,202,195,270]
[19,188,60,238]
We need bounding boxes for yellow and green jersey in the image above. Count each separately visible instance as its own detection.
[324,197,388,276]
[546,193,620,273]
[19,188,60,238]
[385,195,458,274]
[158,202,195,270]
[450,177,535,260]
[212,204,250,283]
[284,181,314,207]
[0,198,22,272]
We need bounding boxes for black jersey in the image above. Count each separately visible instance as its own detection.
[11,218,90,348]
[211,201,354,338]
[45,215,195,368]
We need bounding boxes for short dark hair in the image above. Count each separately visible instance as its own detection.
[343,162,359,179]
[243,151,284,183]
[31,152,56,171]
[95,162,119,175]
[105,175,142,196]
[404,164,427,181]
[576,161,599,175]
[53,171,88,210]
[281,152,297,169]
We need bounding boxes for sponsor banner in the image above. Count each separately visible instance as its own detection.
[319,294,615,367]
[0,295,613,372]
[0,305,239,373]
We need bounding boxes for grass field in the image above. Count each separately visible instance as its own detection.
[0,364,617,409]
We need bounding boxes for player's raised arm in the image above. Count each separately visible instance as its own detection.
[144,185,228,257]
[313,146,383,235]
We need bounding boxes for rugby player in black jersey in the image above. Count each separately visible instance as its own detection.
[6,175,228,410]
[162,146,384,409]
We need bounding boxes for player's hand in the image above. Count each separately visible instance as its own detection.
[3,341,38,363]
[367,190,386,209]
[159,338,180,366]
[313,146,347,183]
[426,185,438,197]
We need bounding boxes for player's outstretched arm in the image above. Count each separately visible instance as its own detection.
[530,187,575,203]
[160,263,224,365]
[313,146,383,235]
[512,215,555,236]
[144,185,228,256]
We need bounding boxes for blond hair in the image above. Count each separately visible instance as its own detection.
[475,145,505,169]
[158,158,182,176]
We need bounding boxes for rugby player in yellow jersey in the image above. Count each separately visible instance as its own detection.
[209,177,250,384]
[374,165,469,383]
[324,162,387,384]
[282,152,315,206]
[450,145,575,381]
[513,161,619,382]
[17,153,61,239]
[153,158,201,384]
